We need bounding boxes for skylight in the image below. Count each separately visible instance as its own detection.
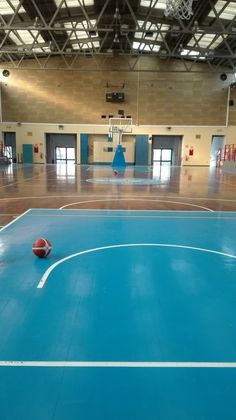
[132,41,160,52]
[64,20,97,40]
[72,41,100,50]
[0,0,25,15]
[208,1,236,20]
[8,30,44,46]
[180,49,205,59]
[140,0,166,10]
[32,47,51,54]
[188,34,223,50]
[135,21,169,42]
[54,0,94,7]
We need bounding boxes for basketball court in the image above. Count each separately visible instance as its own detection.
[0,207,236,419]
[1,0,236,418]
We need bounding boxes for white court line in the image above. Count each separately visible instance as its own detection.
[0,177,36,189]
[0,361,236,368]
[0,209,32,232]
[37,243,236,289]
[59,198,214,212]
[1,194,236,202]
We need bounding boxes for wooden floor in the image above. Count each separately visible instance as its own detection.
[1,163,236,227]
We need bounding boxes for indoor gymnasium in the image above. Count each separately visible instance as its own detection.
[1,1,236,419]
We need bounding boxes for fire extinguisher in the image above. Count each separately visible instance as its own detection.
[189,146,194,156]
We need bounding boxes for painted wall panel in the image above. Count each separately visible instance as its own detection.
[135,135,149,165]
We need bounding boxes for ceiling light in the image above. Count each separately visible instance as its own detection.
[120,24,129,36]
[159,49,168,58]
[113,33,119,43]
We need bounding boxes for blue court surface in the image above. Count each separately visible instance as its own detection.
[1,209,236,419]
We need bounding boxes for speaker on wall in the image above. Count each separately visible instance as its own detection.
[229,99,234,106]
[220,73,227,81]
[2,69,10,77]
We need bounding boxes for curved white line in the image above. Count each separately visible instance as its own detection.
[37,243,236,289]
[59,199,214,212]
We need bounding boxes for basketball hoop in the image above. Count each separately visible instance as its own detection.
[109,118,132,144]
[165,0,193,20]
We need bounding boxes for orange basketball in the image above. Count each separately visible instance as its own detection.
[32,238,52,258]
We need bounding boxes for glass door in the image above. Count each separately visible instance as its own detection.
[55,147,75,164]
[153,148,172,165]
[4,145,13,162]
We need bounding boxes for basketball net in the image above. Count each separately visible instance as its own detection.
[109,126,124,144]
[165,0,193,20]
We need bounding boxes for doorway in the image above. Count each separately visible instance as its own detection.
[4,145,13,162]
[210,136,224,167]
[55,147,75,164]
[153,148,172,165]
[152,135,182,166]
[46,133,77,164]
[3,132,16,162]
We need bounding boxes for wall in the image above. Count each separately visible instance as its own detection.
[91,134,134,164]
[0,56,234,126]
[220,126,236,172]
[0,121,229,165]
[222,160,236,173]
[93,141,134,164]
[1,56,236,167]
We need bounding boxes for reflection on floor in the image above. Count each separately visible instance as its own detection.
[1,163,236,226]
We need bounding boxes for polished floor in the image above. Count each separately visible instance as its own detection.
[1,208,236,420]
[1,163,236,227]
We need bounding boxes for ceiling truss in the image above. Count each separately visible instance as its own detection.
[0,0,236,72]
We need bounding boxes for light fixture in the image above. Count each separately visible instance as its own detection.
[120,24,129,36]
[107,48,114,55]
[2,69,10,77]
[113,33,119,43]
[193,20,199,31]
[114,7,120,19]
[34,17,39,27]
[159,49,168,59]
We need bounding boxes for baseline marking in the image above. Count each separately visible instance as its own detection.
[37,243,236,289]
[0,209,32,232]
[0,360,236,369]
[59,199,214,212]
[27,213,236,220]
[1,361,236,368]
